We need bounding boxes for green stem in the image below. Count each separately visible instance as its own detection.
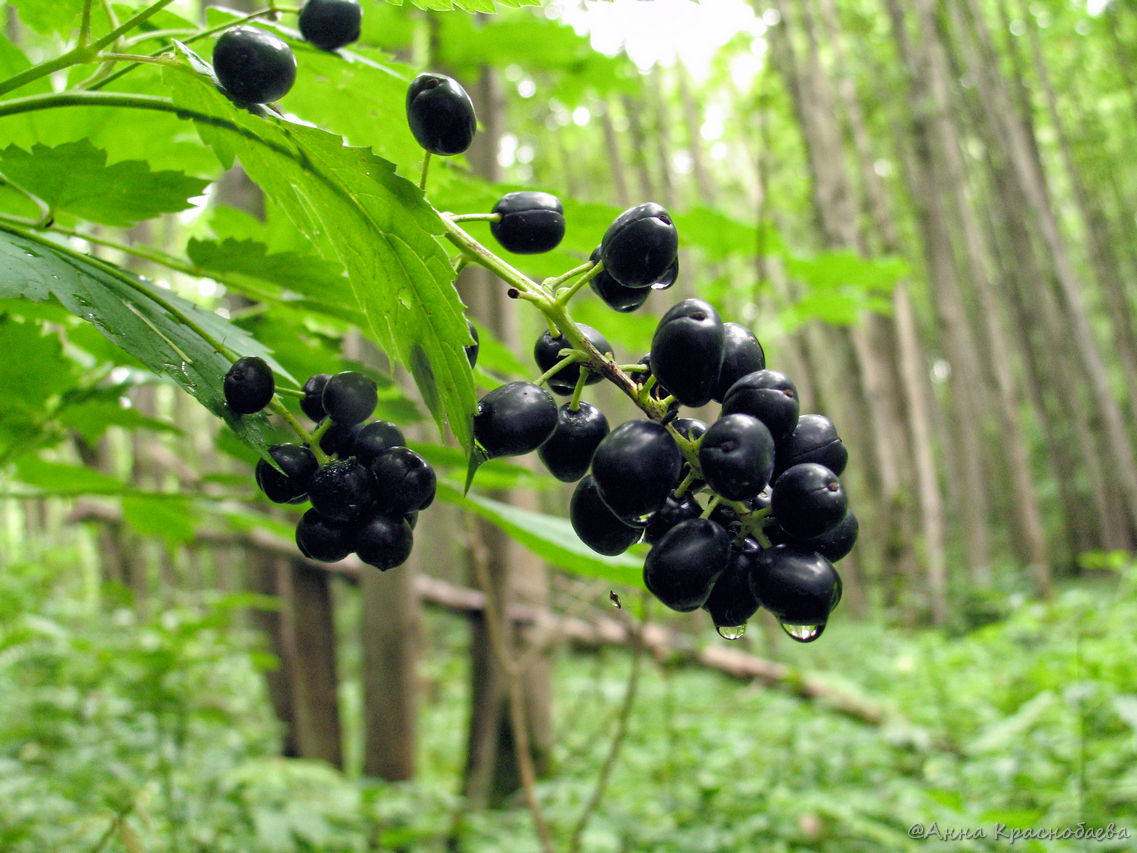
[448,212,501,223]
[79,0,94,47]
[534,352,580,388]
[672,469,698,500]
[544,260,594,291]
[0,0,178,98]
[419,151,431,191]
[438,213,550,301]
[553,260,605,306]
[568,368,589,411]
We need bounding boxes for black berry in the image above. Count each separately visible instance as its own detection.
[224,355,275,414]
[698,413,775,501]
[300,373,331,421]
[406,72,477,156]
[650,298,725,407]
[714,322,765,402]
[703,538,763,630]
[465,320,480,368]
[255,443,318,503]
[599,202,678,289]
[538,402,610,483]
[643,518,730,612]
[212,26,297,105]
[298,0,361,51]
[308,458,375,521]
[588,247,650,312]
[322,370,378,425]
[591,419,682,522]
[355,514,414,570]
[352,420,407,467]
[570,475,643,556]
[721,369,800,441]
[490,191,565,254]
[473,381,558,458]
[770,462,847,540]
[774,413,848,478]
[369,447,436,515]
[296,509,355,562]
[748,546,842,634]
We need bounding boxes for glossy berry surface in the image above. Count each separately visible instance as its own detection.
[533,324,611,395]
[355,514,414,570]
[490,191,565,254]
[570,475,643,556]
[588,247,650,312]
[406,72,477,156]
[213,26,297,104]
[643,493,702,545]
[650,298,725,407]
[296,509,354,562]
[774,413,848,478]
[643,518,730,612]
[721,369,800,440]
[308,459,375,522]
[298,0,361,51]
[300,373,331,421]
[698,413,775,501]
[322,370,378,425]
[773,509,859,563]
[318,420,361,457]
[599,202,679,289]
[224,355,275,415]
[713,322,766,402]
[538,402,610,483]
[352,420,406,467]
[771,462,847,540]
[369,447,436,515]
[591,419,683,522]
[748,545,842,626]
[703,538,763,629]
[473,381,558,458]
[255,443,318,503]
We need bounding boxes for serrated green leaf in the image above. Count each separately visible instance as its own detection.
[9,457,126,494]
[438,481,645,586]
[0,140,208,228]
[163,46,476,454]
[0,226,280,455]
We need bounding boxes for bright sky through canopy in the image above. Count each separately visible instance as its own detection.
[550,0,775,80]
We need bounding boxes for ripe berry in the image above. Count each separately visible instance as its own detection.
[473,381,558,458]
[406,72,477,156]
[296,508,355,562]
[698,413,775,501]
[721,369,800,441]
[490,191,565,254]
[224,355,275,414]
[355,514,414,570]
[255,443,318,503]
[600,202,678,289]
[352,420,406,467]
[318,420,361,457]
[643,518,730,612]
[213,26,297,105]
[590,419,682,522]
[308,458,375,521]
[643,493,702,545]
[570,475,643,556]
[771,509,859,563]
[369,447,436,515]
[322,370,377,425]
[714,322,765,402]
[298,0,361,51]
[533,325,611,395]
[774,413,847,478]
[588,247,650,312]
[748,545,842,630]
[703,538,763,630]
[538,402,610,483]
[650,298,725,407]
[771,462,847,540]
[670,417,708,443]
[300,373,331,421]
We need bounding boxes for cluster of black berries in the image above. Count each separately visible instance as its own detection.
[461,195,854,642]
[211,0,363,106]
[223,358,435,571]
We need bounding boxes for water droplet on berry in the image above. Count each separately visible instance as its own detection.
[780,622,825,643]
[716,623,746,641]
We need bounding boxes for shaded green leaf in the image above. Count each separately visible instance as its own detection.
[0,140,208,227]
[438,481,645,587]
[164,45,476,454]
[0,226,281,455]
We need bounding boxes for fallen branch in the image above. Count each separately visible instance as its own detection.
[69,500,890,726]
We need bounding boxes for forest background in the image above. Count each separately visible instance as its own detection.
[1,0,1136,850]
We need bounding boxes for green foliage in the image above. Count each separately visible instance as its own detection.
[3,550,1136,851]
